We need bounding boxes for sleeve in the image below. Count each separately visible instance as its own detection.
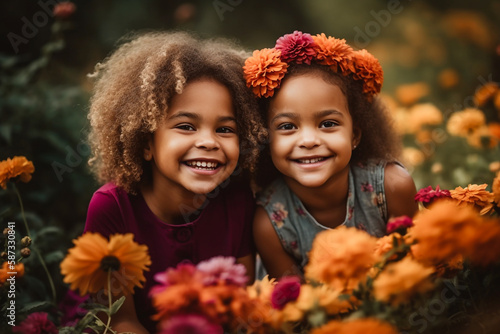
[84,190,126,238]
[235,185,256,258]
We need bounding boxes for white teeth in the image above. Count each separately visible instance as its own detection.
[186,161,218,169]
[298,157,324,164]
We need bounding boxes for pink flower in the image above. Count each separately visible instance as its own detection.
[159,314,223,334]
[275,31,316,64]
[151,262,197,295]
[386,215,414,234]
[58,289,89,327]
[12,312,58,334]
[415,185,451,204]
[271,276,301,309]
[197,256,248,287]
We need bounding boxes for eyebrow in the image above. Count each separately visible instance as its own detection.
[168,111,237,123]
[270,109,343,123]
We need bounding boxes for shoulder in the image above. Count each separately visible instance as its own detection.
[85,183,130,234]
[88,183,127,210]
[256,177,288,207]
[383,162,418,218]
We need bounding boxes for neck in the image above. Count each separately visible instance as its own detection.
[141,181,207,224]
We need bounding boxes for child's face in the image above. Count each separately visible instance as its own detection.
[268,74,359,189]
[145,79,239,195]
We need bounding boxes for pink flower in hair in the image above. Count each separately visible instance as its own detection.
[275,31,316,64]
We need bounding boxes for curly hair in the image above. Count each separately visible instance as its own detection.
[87,31,266,194]
[255,63,402,189]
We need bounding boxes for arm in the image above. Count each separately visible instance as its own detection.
[236,254,255,285]
[384,163,418,219]
[253,206,301,280]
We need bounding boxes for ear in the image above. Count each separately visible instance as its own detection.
[143,136,153,161]
[352,127,362,149]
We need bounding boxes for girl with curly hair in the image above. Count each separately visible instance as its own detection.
[245,31,418,280]
[84,31,265,332]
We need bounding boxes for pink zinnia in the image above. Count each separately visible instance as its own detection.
[196,256,248,287]
[415,185,451,204]
[150,262,197,295]
[271,276,301,309]
[275,31,316,64]
[159,314,223,334]
[386,215,414,234]
[12,312,58,334]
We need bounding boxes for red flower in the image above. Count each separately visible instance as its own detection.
[414,185,451,204]
[275,30,316,64]
[386,215,414,234]
[271,276,301,309]
[53,2,76,19]
[12,312,58,334]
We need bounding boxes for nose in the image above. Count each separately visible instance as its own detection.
[298,128,320,149]
[195,131,220,150]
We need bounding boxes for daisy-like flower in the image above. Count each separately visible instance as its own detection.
[350,49,384,96]
[414,185,451,205]
[386,216,413,234]
[311,33,353,72]
[197,256,248,287]
[0,156,35,189]
[305,226,379,290]
[270,276,301,310]
[159,314,223,334]
[243,48,288,98]
[373,256,434,306]
[12,312,58,334]
[60,233,151,296]
[446,108,486,137]
[275,31,316,64]
[311,318,399,334]
[450,183,495,215]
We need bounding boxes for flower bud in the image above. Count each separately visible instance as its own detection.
[3,228,13,236]
[1,252,7,260]
[21,236,32,247]
[20,247,31,258]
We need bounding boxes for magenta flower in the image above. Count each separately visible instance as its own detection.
[159,314,223,334]
[271,276,301,309]
[415,185,451,204]
[197,256,248,287]
[275,31,316,64]
[58,289,89,327]
[386,215,414,234]
[12,312,58,334]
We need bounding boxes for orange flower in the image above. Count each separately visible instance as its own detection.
[466,126,498,149]
[374,233,404,260]
[438,68,459,89]
[395,82,430,106]
[450,184,495,215]
[243,48,288,98]
[466,218,500,266]
[350,49,384,96]
[373,256,434,305]
[311,33,353,72]
[410,200,482,266]
[305,226,379,290]
[406,103,443,134]
[311,318,399,334]
[0,262,25,284]
[493,172,500,205]
[488,123,500,140]
[0,156,35,189]
[473,82,498,107]
[446,108,485,137]
[60,232,151,296]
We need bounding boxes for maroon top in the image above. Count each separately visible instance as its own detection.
[84,180,255,332]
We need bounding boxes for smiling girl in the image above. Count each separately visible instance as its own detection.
[84,31,265,332]
[244,31,418,280]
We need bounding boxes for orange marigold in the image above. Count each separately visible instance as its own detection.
[373,256,434,306]
[450,183,495,215]
[243,48,288,98]
[311,33,353,72]
[305,226,379,290]
[466,126,498,149]
[493,171,500,205]
[60,232,151,296]
[374,233,404,260]
[488,122,500,140]
[350,49,384,96]
[311,318,399,334]
[446,108,485,137]
[473,82,498,107]
[0,262,25,284]
[466,218,500,266]
[0,156,35,189]
[406,103,443,134]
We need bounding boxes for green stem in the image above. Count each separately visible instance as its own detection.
[13,183,57,303]
[103,270,113,334]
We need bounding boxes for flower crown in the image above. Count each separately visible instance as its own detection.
[243,31,383,98]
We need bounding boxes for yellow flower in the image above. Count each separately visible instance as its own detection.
[450,184,495,215]
[373,256,434,305]
[0,156,35,189]
[305,226,379,290]
[311,318,399,334]
[60,232,151,296]
[446,108,485,137]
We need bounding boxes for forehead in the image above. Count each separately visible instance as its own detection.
[268,74,349,118]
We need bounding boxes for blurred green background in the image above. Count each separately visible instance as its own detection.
[1,0,500,237]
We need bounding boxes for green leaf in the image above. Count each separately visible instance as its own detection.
[18,301,52,314]
[110,296,126,315]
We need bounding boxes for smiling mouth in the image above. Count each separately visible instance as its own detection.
[294,157,328,164]
[184,160,221,170]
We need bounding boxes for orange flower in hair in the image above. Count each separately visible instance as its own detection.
[243,48,288,98]
[450,183,495,215]
[311,33,353,72]
[0,156,35,189]
[351,49,384,96]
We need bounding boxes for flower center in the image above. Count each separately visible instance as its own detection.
[100,256,121,272]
